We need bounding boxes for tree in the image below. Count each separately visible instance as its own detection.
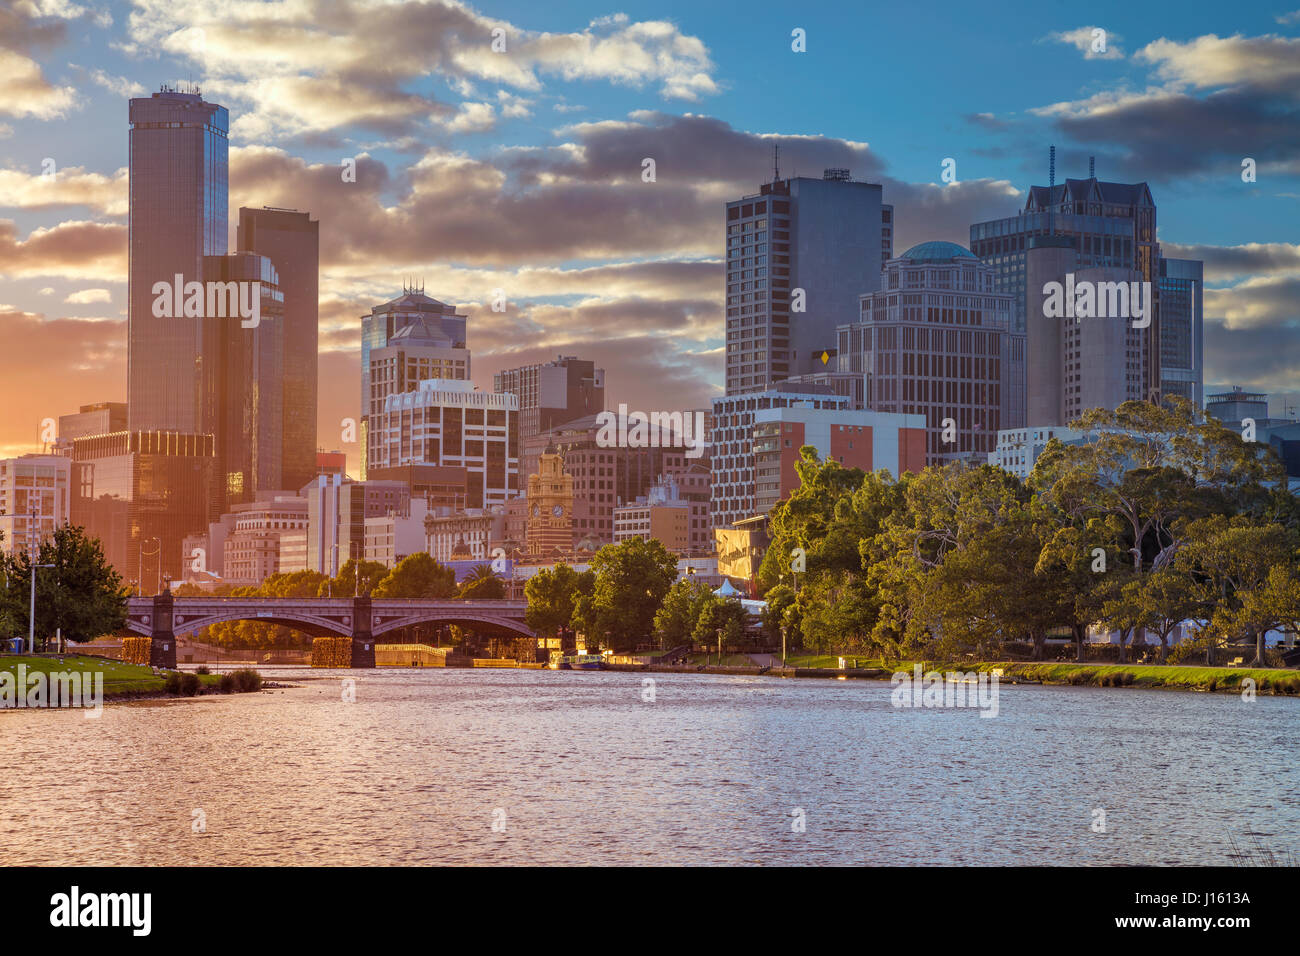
[758,451,903,592]
[797,574,886,656]
[370,553,456,599]
[654,578,715,648]
[457,564,505,600]
[524,564,594,638]
[572,537,678,652]
[1122,567,1201,663]
[1177,516,1297,666]
[692,592,748,651]
[760,582,797,646]
[0,524,128,645]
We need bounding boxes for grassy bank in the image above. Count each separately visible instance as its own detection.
[781,654,1300,694]
[0,654,241,699]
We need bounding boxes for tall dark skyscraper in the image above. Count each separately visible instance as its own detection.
[203,252,285,514]
[127,87,229,434]
[725,169,892,396]
[237,207,320,493]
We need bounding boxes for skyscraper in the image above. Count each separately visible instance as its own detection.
[725,169,892,396]
[494,355,605,448]
[127,87,229,434]
[835,241,1016,463]
[237,207,320,493]
[1158,258,1204,407]
[971,172,1161,424]
[360,289,469,477]
[203,252,285,513]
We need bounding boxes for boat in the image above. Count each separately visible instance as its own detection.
[548,652,604,670]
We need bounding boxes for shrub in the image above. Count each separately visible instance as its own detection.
[231,668,262,693]
[179,672,201,696]
[164,671,182,695]
[218,674,235,694]
[195,665,211,675]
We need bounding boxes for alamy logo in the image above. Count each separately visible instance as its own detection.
[594,404,706,459]
[1042,273,1151,329]
[0,664,103,717]
[151,274,262,328]
[890,664,1000,718]
[49,886,151,936]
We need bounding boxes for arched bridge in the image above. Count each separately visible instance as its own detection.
[124,594,534,668]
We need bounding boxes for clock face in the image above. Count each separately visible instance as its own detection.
[551,504,564,517]
[531,505,539,517]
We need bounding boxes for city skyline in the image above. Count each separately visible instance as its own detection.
[1,1,1298,478]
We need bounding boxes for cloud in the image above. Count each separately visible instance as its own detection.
[1137,32,1300,92]
[0,164,128,216]
[83,67,147,98]
[0,48,77,119]
[64,287,112,304]
[0,219,126,280]
[1042,26,1124,60]
[446,101,496,133]
[120,0,718,142]
[1161,241,1300,281]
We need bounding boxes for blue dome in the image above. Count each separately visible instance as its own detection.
[899,240,978,263]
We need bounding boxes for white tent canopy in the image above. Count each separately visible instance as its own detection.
[713,579,742,598]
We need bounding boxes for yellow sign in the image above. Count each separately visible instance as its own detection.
[819,350,830,365]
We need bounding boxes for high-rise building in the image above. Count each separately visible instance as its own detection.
[1158,258,1204,407]
[710,384,849,527]
[237,207,320,493]
[304,474,410,575]
[127,88,229,434]
[494,356,605,448]
[835,241,1016,463]
[360,289,469,477]
[0,455,71,557]
[971,173,1161,424]
[725,169,892,396]
[368,379,518,510]
[203,252,285,513]
[221,492,309,586]
[69,430,216,591]
[57,403,128,442]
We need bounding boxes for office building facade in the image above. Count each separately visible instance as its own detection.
[726,169,892,396]
[237,207,320,493]
[0,455,71,558]
[971,174,1161,425]
[369,380,518,510]
[360,290,469,477]
[494,356,605,448]
[836,241,1015,463]
[127,88,229,435]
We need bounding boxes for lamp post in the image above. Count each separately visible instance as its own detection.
[27,509,54,653]
[781,624,788,667]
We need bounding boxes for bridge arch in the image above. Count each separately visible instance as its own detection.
[371,611,536,640]
[165,610,352,638]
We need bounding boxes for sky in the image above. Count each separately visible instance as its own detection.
[1,0,1298,471]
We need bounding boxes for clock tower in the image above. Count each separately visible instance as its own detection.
[526,448,574,557]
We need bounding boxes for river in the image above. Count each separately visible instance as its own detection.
[1,667,1295,865]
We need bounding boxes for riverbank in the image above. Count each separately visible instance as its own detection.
[0,654,264,702]
[611,656,1300,695]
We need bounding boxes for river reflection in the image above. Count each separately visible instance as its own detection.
[1,667,1295,865]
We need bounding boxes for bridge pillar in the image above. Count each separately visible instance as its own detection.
[351,596,375,668]
[150,590,177,669]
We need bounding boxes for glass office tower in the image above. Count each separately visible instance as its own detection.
[1158,258,1204,407]
[238,207,320,493]
[127,88,229,434]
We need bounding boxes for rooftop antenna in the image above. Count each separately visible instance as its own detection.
[773,143,781,183]
[1089,155,1095,179]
